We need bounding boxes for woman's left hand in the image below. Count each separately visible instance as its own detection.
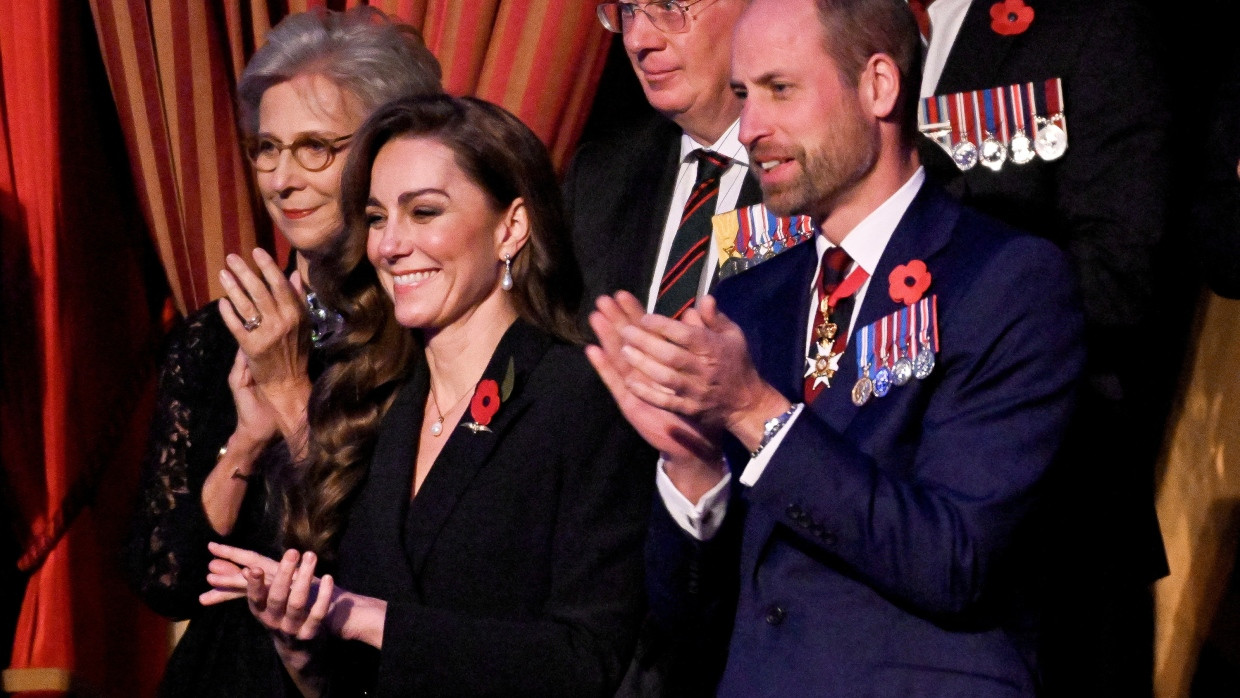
[218,249,314,449]
[202,542,335,643]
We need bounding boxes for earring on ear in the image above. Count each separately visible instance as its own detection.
[501,253,514,291]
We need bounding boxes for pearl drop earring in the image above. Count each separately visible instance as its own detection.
[501,254,513,291]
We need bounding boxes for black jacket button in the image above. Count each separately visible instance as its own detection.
[765,604,786,625]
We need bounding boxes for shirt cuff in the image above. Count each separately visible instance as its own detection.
[656,458,731,540]
[739,403,805,487]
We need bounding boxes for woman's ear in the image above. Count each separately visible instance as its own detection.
[495,197,530,259]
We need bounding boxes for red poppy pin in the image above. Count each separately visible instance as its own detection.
[461,358,515,433]
[889,259,932,306]
[990,0,1033,36]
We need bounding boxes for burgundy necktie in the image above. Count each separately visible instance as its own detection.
[908,0,934,43]
[804,246,857,403]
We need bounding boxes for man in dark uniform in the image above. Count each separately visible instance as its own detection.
[910,1,1172,692]
[564,0,760,321]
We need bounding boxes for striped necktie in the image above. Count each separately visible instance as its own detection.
[654,149,730,318]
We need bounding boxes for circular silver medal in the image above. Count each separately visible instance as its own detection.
[873,367,892,398]
[892,357,913,386]
[851,376,873,406]
[1009,131,1035,164]
[980,135,1007,171]
[1034,119,1067,161]
[913,344,935,380]
[952,140,978,171]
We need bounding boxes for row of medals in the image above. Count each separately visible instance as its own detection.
[720,222,814,279]
[851,337,935,408]
[809,301,936,407]
[923,109,1067,172]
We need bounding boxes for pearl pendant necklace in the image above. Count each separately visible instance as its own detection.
[428,381,470,438]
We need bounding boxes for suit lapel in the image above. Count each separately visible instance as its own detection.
[347,361,426,599]
[402,321,552,578]
[736,170,762,209]
[620,120,683,300]
[742,242,817,400]
[935,0,1019,94]
[811,184,959,433]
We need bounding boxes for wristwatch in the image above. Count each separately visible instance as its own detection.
[750,403,801,459]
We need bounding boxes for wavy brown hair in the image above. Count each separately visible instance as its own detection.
[241,7,441,554]
[288,95,584,557]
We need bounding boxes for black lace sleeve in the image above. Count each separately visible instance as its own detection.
[125,302,250,619]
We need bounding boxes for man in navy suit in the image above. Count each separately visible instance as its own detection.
[587,0,1085,694]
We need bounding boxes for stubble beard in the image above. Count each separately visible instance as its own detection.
[761,111,879,222]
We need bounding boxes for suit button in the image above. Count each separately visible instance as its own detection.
[765,604,786,625]
[786,504,805,521]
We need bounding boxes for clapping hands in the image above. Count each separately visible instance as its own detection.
[201,542,335,646]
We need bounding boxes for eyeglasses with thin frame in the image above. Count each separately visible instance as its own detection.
[246,133,354,173]
[596,0,709,35]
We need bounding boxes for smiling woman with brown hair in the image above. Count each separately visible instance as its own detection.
[203,95,655,697]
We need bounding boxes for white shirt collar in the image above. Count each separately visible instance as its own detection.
[678,119,749,167]
[815,167,927,273]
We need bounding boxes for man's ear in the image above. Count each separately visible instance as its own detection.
[859,53,902,121]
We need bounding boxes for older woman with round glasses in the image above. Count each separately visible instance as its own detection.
[125,8,440,697]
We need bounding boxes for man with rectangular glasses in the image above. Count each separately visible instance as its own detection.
[564,1,758,326]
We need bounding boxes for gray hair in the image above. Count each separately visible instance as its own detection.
[237,6,442,135]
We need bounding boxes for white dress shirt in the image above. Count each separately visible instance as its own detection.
[644,120,751,312]
[658,168,927,540]
[917,0,973,98]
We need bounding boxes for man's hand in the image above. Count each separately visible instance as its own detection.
[608,294,790,452]
[586,292,723,464]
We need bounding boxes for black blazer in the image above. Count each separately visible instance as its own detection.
[330,321,656,697]
[563,113,762,313]
[925,3,1171,693]
[929,0,1169,341]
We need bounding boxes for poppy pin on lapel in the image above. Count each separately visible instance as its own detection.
[990,0,1033,36]
[852,261,939,407]
[461,358,515,433]
[888,259,932,305]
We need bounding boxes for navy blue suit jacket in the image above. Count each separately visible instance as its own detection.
[648,183,1086,696]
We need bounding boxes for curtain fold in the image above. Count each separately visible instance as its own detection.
[2,0,169,694]
[89,0,268,317]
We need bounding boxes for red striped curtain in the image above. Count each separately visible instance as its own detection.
[89,0,611,317]
[2,0,170,695]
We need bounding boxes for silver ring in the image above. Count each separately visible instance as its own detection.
[243,315,262,332]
